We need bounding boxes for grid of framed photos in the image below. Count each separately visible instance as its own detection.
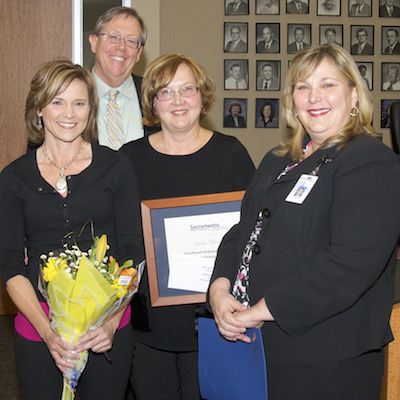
[223,0,400,130]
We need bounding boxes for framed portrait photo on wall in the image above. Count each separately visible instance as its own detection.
[382,26,400,55]
[256,60,281,91]
[317,0,341,16]
[356,62,373,90]
[381,63,400,91]
[379,0,400,17]
[255,98,279,128]
[256,23,280,54]
[223,98,248,128]
[319,25,343,46]
[381,99,400,128]
[225,0,249,15]
[224,22,248,53]
[256,0,280,14]
[286,0,309,14]
[350,25,374,56]
[224,59,249,90]
[348,0,372,17]
[287,24,311,54]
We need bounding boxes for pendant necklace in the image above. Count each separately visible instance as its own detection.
[42,140,84,194]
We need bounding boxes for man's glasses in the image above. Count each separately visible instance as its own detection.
[156,84,199,101]
[98,32,142,49]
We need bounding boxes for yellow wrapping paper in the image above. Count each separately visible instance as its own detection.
[42,255,144,400]
[47,256,117,344]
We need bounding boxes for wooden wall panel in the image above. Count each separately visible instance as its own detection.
[383,304,400,400]
[0,0,72,314]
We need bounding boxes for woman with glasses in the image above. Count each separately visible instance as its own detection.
[121,52,255,400]
[208,44,400,399]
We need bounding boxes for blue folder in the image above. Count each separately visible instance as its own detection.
[198,317,268,400]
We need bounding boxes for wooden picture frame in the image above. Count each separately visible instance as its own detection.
[141,191,244,306]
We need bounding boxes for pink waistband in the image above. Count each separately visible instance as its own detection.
[15,302,131,342]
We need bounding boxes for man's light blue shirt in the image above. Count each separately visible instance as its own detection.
[93,69,144,149]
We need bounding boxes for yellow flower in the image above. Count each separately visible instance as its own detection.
[111,282,128,299]
[42,257,67,282]
[95,234,108,263]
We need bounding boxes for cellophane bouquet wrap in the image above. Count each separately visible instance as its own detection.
[38,234,144,400]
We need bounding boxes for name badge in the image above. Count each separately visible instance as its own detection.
[285,174,318,204]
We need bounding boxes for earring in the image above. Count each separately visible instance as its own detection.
[350,106,359,117]
[37,116,43,130]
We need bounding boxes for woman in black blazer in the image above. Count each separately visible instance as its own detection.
[209,44,400,400]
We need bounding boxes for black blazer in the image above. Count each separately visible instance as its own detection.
[223,114,246,128]
[384,42,400,55]
[350,42,374,55]
[379,5,400,17]
[210,134,400,365]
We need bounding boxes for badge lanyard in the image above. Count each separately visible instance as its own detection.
[285,155,333,204]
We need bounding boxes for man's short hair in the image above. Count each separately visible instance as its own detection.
[94,6,147,44]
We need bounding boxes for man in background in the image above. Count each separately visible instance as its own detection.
[323,27,341,45]
[256,26,279,53]
[379,0,400,17]
[288,27,310,53]
[319,0,339,15]
[384,28,400,55]
[349,0,371,16]
[383,64,400,90]
[225,25,247,52]
[225,64,247,89]
[89,7,148,150]
[226,0,249,14]
[287,0,309,13]
[256,0,279,14]
[257,63,279,90]
[357,64,371,89]
[350,28,373,55]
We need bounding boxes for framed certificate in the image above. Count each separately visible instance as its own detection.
[141,191,244,306]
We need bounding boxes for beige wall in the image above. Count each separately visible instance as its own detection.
[134,0,397,166]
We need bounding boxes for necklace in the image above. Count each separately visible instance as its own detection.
[42,140,84,194]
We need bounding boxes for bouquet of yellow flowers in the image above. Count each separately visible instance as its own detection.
[38,234,144,400]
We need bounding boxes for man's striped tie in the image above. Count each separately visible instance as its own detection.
[106,89,125,150]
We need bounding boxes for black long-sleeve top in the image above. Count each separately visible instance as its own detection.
[0,144,144,301]
[121,132,255,351]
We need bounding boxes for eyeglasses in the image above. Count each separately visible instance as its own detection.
[98,32,143,49]
[156,84,199,101]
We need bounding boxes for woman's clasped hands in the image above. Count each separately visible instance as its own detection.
[210,277,272,343]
